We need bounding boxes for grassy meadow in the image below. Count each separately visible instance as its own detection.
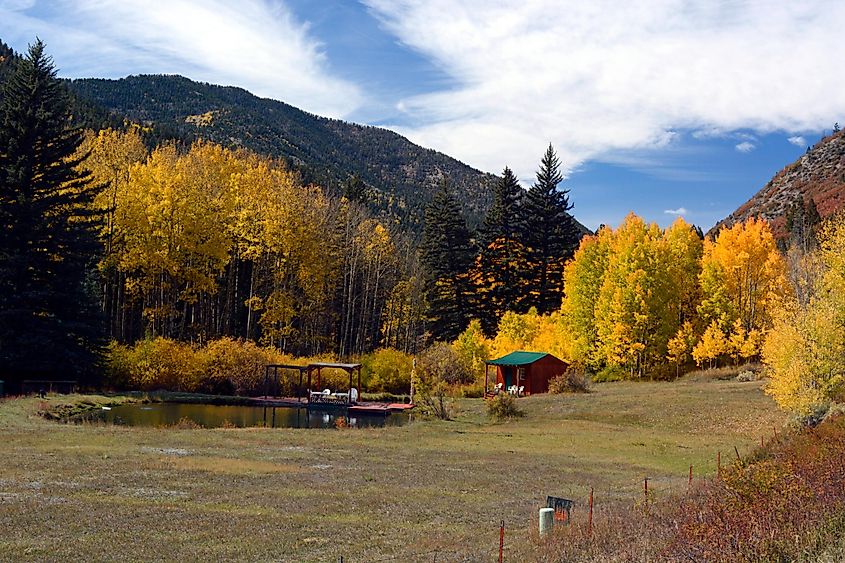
[0,376,788,561]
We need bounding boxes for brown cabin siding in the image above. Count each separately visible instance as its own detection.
[494,354,568,395]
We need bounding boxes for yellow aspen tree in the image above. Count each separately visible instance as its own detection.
[698,218,790,334]
[692,321,728,368]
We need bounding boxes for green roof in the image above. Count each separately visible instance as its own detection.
[487,351,549,366]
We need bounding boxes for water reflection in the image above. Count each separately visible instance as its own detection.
[81,403,408,429]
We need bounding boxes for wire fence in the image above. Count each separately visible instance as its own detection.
[331,432,781,562]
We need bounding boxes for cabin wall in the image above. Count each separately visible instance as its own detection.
[529,356,568,393]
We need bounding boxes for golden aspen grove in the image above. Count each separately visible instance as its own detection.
[64,125,845,422]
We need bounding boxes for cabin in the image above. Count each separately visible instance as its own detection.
[484,351,568,396]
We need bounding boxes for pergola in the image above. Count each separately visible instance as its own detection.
[264,364,308,400]
[306,362,362,394]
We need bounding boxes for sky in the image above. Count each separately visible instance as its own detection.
[2,0,843,231]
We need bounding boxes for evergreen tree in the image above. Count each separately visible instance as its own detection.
[0,40,104,390]
[785,196,822,252]
[475,167,527,334]
[520,144,579,313]
[343,173,369,204]
[420,180,474,341]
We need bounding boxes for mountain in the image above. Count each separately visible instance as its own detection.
[711,130,845,238]
[67,74,499,231]
[3,39,591,236]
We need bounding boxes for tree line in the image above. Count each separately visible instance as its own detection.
[421,144,583,341]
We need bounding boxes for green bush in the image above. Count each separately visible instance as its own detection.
[456,382,485,398]
[487,393,524,421]
[548,368,590,394]
[417,342,472,385]
[592,364,628,383]
[361,348,413,394]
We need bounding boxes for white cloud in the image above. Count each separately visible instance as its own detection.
[735,141,755,153]
[365,1,845,177]
[664,207,688,216]
[0,0,362,118]
[788,135,807,147]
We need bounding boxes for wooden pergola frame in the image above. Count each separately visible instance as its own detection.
[264,364,309,400]
[306,362,362,395]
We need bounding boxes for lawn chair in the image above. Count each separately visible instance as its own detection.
[518,385,525,397]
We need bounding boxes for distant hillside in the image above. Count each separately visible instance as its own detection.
[68,75,498,231]
[711,130,845,238]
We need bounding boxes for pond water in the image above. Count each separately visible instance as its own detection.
[82,403,408,429]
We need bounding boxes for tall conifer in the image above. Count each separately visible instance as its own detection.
[475,167,527,334]
[420,180,474,341]
[520,144,579,313]
[0,40,104,389]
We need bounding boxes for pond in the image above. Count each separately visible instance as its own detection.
[82,403,409,429]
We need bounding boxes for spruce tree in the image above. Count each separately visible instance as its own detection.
[0,40,104,390]
[420,180,474,341]
[520,144,579,313]
[476,167,527,334]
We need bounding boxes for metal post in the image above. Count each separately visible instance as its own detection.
[688,465,693,489]
[499,520,504,563]
[643,477,649,510]
[588,487,593,537]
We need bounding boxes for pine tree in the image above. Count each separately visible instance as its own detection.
[520,144,579,313]
[475,167,527,334]
[420,180,474,341]
[343,173,369,204]
[0,40,104,390]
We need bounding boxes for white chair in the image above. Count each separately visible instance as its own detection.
[349,387,359,403]
[518,386,524,397]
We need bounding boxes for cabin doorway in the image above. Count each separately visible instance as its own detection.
[504,367,513,388]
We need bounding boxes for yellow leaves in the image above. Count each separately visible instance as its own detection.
[699,217,789,333]
[692,321,727,368]
[763,215,845,417]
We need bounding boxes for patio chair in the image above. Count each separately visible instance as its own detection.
[518,385,525,396]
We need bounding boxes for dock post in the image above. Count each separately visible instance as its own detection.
[539,507,554,536]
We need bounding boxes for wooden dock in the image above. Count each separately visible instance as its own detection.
[249,396,414,415]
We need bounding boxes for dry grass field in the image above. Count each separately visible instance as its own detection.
[0,376,788,562]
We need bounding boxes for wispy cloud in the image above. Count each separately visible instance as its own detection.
[735,141,755,153]
[664,207,688,216]
[0,0,362,118]
[365,1,845,177]
[788,135,807,147]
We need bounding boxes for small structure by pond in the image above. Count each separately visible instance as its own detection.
[485,351,568,396]
[261,361,411,416]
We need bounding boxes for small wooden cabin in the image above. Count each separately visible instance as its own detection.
[485,351,568,395]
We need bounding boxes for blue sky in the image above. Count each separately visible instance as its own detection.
[2,0,842,231]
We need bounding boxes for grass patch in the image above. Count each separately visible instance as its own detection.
[0,378,789,561]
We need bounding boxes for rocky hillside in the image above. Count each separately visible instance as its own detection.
[711,130,845,237]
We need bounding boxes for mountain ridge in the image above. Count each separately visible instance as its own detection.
[68,73,498,231]
[710,129,845,238]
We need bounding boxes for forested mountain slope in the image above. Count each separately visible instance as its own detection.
[68,74,497,230]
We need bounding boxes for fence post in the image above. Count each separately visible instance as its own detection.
[643,477,649,511]
[499,520,504,563]
[588,487,594,537]
[539,508,555,536]
[688,464,693,489]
